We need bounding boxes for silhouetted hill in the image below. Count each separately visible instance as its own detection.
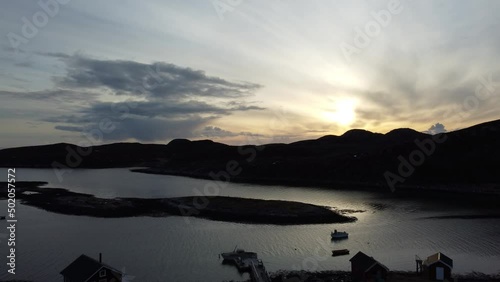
[2,119,500,193]
[341,129,384,141]
[385,128,429,142]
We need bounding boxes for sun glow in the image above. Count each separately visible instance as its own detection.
[322,99,357,126]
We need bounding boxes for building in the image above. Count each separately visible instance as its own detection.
[423,252,453,281]
[349,251,389,282]
[60,253,123,282]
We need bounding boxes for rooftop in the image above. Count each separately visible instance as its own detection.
[350,251,389,272]
[60,254,122,282]
[424,252,453,268]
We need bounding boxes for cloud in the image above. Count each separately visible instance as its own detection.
[54,125,85,132]
[199,126,238,138]
[0,89,100,103]
[424,123,447,135]
[349,58,500,131]
[14,61,33,68]
[105,116,210,141]
[1,53,265,143]
[53,55,261,100]
[82,100,232,118]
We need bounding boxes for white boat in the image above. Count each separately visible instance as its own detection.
[331,229,348,240]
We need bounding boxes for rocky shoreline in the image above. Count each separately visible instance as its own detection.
[0,182,356,224]
[266,270,500,282]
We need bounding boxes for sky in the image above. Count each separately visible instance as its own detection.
[1,0,500,148]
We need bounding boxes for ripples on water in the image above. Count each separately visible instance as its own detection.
[1,168,499,281]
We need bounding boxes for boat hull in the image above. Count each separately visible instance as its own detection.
[332,249,350,256]
[331,231,348,240]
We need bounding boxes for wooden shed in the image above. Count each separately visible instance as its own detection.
[350,251,389,282]
[60,253,123,282]
[423,252,453,281]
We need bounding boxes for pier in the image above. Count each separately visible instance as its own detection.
[220,250,271,282]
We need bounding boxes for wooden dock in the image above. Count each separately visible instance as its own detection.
[221,251,271,282]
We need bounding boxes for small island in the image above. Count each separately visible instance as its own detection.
[0,182,356,225]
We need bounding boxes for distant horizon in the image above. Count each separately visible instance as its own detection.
[2,117,497,150]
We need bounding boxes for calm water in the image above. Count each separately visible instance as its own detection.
[1,168,499,281]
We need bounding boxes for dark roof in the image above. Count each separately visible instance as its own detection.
[350,251,389,272]
[60,254,121,282]
[425,252,453,268]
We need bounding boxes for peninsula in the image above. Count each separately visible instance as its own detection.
[1,182,356,224]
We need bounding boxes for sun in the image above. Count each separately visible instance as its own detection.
[322,99,357,126]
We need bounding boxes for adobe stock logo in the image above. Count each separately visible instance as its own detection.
[120,267,135,282]
[340,0,404,63]
[211,0,245,20]
[384,73,499,192]
[384,134,447,192]
[7,0,71,53]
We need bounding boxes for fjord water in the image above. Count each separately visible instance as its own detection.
[1,168,500,281]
